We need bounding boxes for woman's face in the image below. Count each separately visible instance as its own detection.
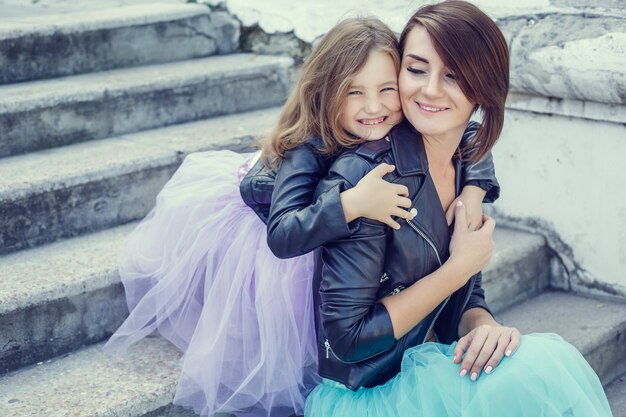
[398,26,475,141]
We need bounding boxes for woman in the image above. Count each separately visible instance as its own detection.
[304,2,612,416]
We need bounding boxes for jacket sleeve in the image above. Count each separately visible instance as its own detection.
[464,272,492,316]
[460,122,500,203]
[266,144,352,259]
[317,158,396,363]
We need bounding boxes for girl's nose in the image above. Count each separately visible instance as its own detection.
[364,96,381,113]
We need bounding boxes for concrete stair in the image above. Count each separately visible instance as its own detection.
[0,3,238,85]
[0,107,281,255]
[0,222,549,374]
[0,2,623,417]
[0,54,292,157]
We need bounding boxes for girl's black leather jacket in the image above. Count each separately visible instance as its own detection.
[239,121,499,260]
[312,120,492,390]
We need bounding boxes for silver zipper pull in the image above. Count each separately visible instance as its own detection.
[324,339,331,359]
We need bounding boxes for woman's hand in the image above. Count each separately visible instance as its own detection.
[445,185,487,231]
[453,322,521,381]
[448,201,495,281]
[340,163,414,229]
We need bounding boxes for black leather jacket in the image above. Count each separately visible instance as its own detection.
[239,121,499,259]
[312,120,491,390]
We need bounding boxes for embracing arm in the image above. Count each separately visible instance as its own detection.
[266,144,351,259]
[460,121,500,203]
[267,145,413,259]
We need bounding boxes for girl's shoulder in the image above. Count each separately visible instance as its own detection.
[327,138,393,187]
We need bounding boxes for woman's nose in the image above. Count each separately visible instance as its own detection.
[423,74,441,97]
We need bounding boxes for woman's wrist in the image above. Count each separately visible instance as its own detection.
[458,307,498,338]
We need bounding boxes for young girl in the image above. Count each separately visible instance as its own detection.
[105,17,500,417]
[304,3,611,416]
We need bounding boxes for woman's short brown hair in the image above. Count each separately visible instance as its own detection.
[262,17,400,166]
[399,1,509,162]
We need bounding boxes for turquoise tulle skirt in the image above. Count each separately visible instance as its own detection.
[305,333,612,417]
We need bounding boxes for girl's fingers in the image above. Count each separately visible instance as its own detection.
[393,208,412,220]
[394,184,409,197]
[383,217,401,230]
[396,196,412,208]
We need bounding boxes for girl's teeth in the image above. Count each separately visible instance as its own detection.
[361,117,385,125]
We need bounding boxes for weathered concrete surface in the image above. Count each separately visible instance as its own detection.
[0,4,240,84]
[498,13,625,104]
[0,337,183,417]
[606,372,626,417]
[507,93,626,124]
[0,53,293,157]
[491,108,626,287]
[497,291,626,386]
[0,224,134,373]
[0,221,551,373]
[0,292,622,416]
[0,107,281,254]
[482,227,550,314]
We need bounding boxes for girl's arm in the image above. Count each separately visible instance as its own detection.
[447,122,500,230]
[460,121,500,203]
[266,142,412,259]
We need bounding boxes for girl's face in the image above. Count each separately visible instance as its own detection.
[398,26,475,142]
[339,49,402,141]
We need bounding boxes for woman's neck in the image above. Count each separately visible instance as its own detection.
[422,128,463,175]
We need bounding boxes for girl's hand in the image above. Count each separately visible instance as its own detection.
[445,185,487,231]
[341,163,413,229]
[453,323,521,381]
[448,202,495,281]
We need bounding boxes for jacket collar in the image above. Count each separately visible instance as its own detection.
[389,119,428,177]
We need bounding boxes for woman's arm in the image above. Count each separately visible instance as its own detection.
[318,161,495,361]
[381,202,496,339]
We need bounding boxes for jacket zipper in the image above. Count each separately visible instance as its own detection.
[406,218,450,343]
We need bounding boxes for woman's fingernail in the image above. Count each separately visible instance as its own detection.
[470,372,478,381]
[453,355,457,362]
[485,366,493,374]
[460,369,467,377]
[456,201,463,207]
[505,349,512,357]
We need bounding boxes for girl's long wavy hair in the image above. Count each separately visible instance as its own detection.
[261,17,400,167]
[399,1,510,162]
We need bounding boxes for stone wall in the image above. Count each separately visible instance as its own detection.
[225,0,626,292]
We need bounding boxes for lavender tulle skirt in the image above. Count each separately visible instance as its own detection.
[104,150,319,416]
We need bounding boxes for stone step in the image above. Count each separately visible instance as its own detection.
[0,53,293,157]
[606,372,626,417]
[496,291,626,386]
[0,291,623,417]
[0,223,548,374]
[0,107,282,255]
[0,3,239,85]
[0,337,185,417]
